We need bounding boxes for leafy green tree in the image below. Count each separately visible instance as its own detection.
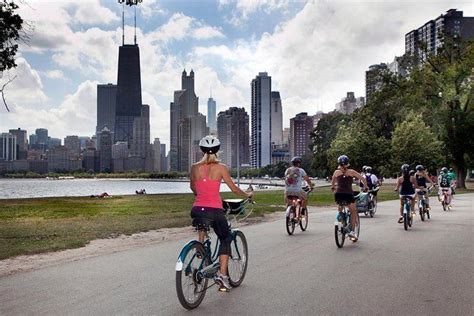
[1,0,25,111]
[310,111,349,177]
[326,122,390,176]
[391,112,444,175]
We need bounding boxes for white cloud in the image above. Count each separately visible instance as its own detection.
[43,70,65,80]
[219,0,291,25]
[1,58,48,105]
[4,80,98,138]
[72,0,120,25]
[140,0,168,19]
[149,13,225,43]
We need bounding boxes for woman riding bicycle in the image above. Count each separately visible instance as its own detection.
[331,155,368,241]
[190,135,252,292]
[394,164,419,223]
[415,164,434,211]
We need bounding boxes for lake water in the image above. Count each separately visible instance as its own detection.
[0,178,237,199]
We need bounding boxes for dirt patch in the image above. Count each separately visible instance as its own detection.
[0,210,285,277]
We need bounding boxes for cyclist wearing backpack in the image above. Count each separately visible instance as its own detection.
[190,135,253,292]
[438,167,452,207]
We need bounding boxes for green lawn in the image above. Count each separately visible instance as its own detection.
[1,185,471,260]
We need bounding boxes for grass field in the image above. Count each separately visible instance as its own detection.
[0,184,471,260]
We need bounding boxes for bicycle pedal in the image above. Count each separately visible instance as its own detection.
[218,286,230,293]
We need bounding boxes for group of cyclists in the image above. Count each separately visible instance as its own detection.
[189,135,458,293]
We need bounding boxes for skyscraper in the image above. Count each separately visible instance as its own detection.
[270,91,283,146]
[9,128,27,160]
[96,83,117,137]
[35,128,48,145]
[64,135,81,157]
[0,133,17,161]
[98,128,112,172]
[365,63,387,104]
[335,92,365,114]
[130,104,150,158]
[289,112,314,158]
[170,69,206,172]
[207,96,217,131]
[114,44,142,145]
[217,107,250,169]
[251,72,272,168]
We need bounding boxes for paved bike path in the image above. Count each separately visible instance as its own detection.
[0,194,473,315]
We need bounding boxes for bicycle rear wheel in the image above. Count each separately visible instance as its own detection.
[176,243,209,310]
[228,230,248,287]
[353,212,360,241]
[300,207,308,231]
[286,207,296,235]
[335,212,346,248]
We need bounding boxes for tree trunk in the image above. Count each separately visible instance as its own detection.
[457,165,466,189]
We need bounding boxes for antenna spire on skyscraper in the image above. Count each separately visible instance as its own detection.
[118,0,143,45]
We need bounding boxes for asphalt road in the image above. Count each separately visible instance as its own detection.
[1,194,473,315]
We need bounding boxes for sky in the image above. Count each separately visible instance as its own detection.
[0,0,473,148]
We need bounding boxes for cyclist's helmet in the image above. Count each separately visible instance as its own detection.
[401,164,410,176]
[415,164,424,171]
[365,166,373,174]
[441,167,448,174]
[362,165,368,172]
[337,155,349,166]
[409,169,415,176]
[199,135,220,154]
[449,168,454,172]
[291,156,302,165]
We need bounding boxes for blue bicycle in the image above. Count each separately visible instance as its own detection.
[402,196,413,231]
[334,201,360,248]
[175,198,253,310]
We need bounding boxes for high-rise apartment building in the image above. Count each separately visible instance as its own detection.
[335,92,365,114]
[152,138,162,172]
[160,143,167,171]
[207,96,217,131]
[47,146,68,172]
[289,112,314,158]
[271,91,283,146]
[9,128,27,160]
[96,83,117,137]
[217,107,250,169]
[0,133,17,161]
[365,63,387,104]
[170,69,207,172]
[405,9,474,62]
[114,44,142,145]
[251,72,272,168]
[48,137,61,148]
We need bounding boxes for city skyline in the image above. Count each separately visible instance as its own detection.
[0,0,473,149]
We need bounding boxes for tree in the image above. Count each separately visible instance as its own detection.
[418,36,474,188]
[326,121,390,176]
[0,0,25,111]
[310,111,350,177]
[391,112,444,176]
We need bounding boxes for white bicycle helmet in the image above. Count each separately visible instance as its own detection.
[199,135,220,154]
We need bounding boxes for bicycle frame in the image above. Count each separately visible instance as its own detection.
[335,204,351,232]
[403,197,411,215]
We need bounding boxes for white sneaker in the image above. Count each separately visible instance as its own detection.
[215,272,231,292]
[348,231,358,241]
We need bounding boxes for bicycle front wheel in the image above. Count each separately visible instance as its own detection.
[299,207,308,231]
[335,213,346,248]
[228,230,248,287]
[176,243,209,310]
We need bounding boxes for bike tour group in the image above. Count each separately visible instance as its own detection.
[176,135,458,309]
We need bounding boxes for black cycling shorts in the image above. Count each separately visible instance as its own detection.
[335,193,355,204]
[191,206,231,256]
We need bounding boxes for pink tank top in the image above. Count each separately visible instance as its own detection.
[193,164,222,209]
